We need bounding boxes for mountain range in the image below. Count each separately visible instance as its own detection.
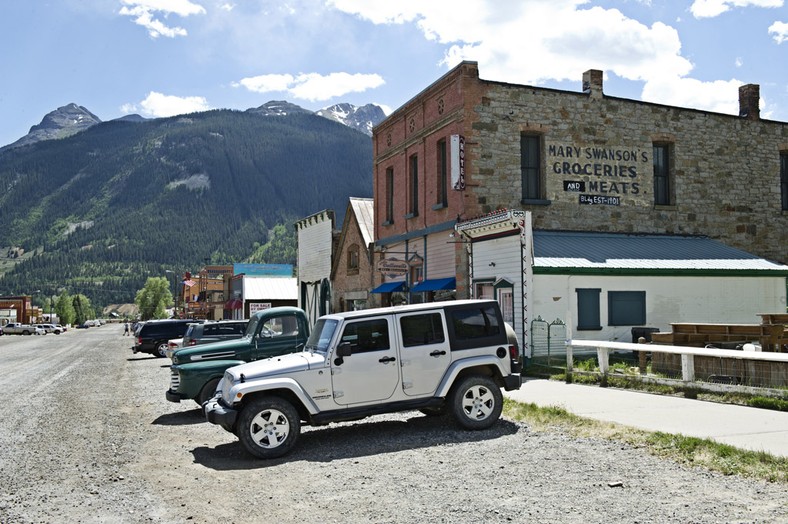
[1,101,385,153]
[0,101,385,309]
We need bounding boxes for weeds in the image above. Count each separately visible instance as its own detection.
[503,399,788,483]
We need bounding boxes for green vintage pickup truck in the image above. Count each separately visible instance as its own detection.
[166,306,309,405]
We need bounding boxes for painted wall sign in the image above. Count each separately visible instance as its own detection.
[563,181,585,192]
[549,144,648,200]
[450,134,465,190]
[579,194,621,206]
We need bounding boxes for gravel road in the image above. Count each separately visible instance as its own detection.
[0,324,786,524]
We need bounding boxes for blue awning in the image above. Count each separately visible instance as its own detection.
[370,281,406,293]
[411,277,456,292]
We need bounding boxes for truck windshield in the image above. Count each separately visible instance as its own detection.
[305,319,338,353]
[243,317,259,338]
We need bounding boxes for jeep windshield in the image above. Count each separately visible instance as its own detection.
[305,318,338,354]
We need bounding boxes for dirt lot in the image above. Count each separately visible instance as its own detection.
[0,324,786,523]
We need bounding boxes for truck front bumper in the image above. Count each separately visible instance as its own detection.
[165,389,186,403]
[204,397,238,428]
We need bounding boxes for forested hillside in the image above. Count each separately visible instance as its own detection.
[0,109,372,308]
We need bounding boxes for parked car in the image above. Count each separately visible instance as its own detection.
[165,337,185,360]
[204,299,522,459]
[182,320,249,348]
[3,322,44,335]
[36,324,63,334]
[167,309,307,406]
[133,319,204,357]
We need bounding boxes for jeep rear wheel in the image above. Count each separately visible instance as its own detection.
[449,375,502,430]
[237,396,300,459]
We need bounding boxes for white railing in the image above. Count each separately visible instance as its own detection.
[566,339,788,395]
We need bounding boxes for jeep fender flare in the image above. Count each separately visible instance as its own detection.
[434,355,508,398]
[230,377,320,415]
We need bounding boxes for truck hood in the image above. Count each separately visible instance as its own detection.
[173,337,251,363]
[225,351,325,381]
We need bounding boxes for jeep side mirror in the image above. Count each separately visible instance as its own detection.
[336,342,352,357]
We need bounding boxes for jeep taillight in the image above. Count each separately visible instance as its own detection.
[508,345,519,361]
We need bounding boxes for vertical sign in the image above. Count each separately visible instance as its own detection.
[450,134,465,190]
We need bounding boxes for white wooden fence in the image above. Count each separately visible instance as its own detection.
[566,339,788,396]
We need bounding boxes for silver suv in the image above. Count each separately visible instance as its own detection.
[205,299,522,459]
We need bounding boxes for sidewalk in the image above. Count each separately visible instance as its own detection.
[504,378,788,458]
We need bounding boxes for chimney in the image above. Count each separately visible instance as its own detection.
[582,69,603,99]
[738,84,760,120]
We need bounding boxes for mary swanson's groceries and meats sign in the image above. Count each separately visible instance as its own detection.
[549,143,650,206]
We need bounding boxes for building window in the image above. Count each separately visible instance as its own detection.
[653,144,673,206]
[385,167,394,224]
[781,152,788,211]
[436,138,448,208]
[576,288,601,330]
[408,154,419,217]
[521,134,542,201]
[347,245,359,275]
[608,291,646,326]
[474,281,494,300]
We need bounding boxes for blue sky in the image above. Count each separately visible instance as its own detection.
[1,0,786,147]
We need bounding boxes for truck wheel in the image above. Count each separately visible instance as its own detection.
[196,378,221,406]
[154,342,168,358]
[449,375,502,430]
[23,330,30,335]
[237,396,301,459]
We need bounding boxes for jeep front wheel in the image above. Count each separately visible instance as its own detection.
[196,378,220,407]
[449,375,502,430]
[237,396,300,459]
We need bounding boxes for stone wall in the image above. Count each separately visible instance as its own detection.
[470,79,788,264]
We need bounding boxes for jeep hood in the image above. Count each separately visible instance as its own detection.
[225,351,324,381]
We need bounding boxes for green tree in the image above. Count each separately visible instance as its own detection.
[135,277,172,320]
[71,294,93,326]
[55,291,76,326]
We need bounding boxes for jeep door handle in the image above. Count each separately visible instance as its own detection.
[379,356,396,363]
[430,350,447,357]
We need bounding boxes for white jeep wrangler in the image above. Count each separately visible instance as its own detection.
[204,299,522,459]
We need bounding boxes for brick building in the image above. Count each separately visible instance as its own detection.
[372,61,788,302]
[330,198,375,312]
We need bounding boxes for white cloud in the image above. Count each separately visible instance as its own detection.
[327,0,767,116]
[641,76,746,114]
[119,0,206,38]
[136,91,211,117]
[769,20,788,43]
[120,103,138,113]
[233,72,385,101]
[689,0,783,19]
[330,1,691,82]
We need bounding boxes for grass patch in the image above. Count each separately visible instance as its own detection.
[503,398,787,483]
